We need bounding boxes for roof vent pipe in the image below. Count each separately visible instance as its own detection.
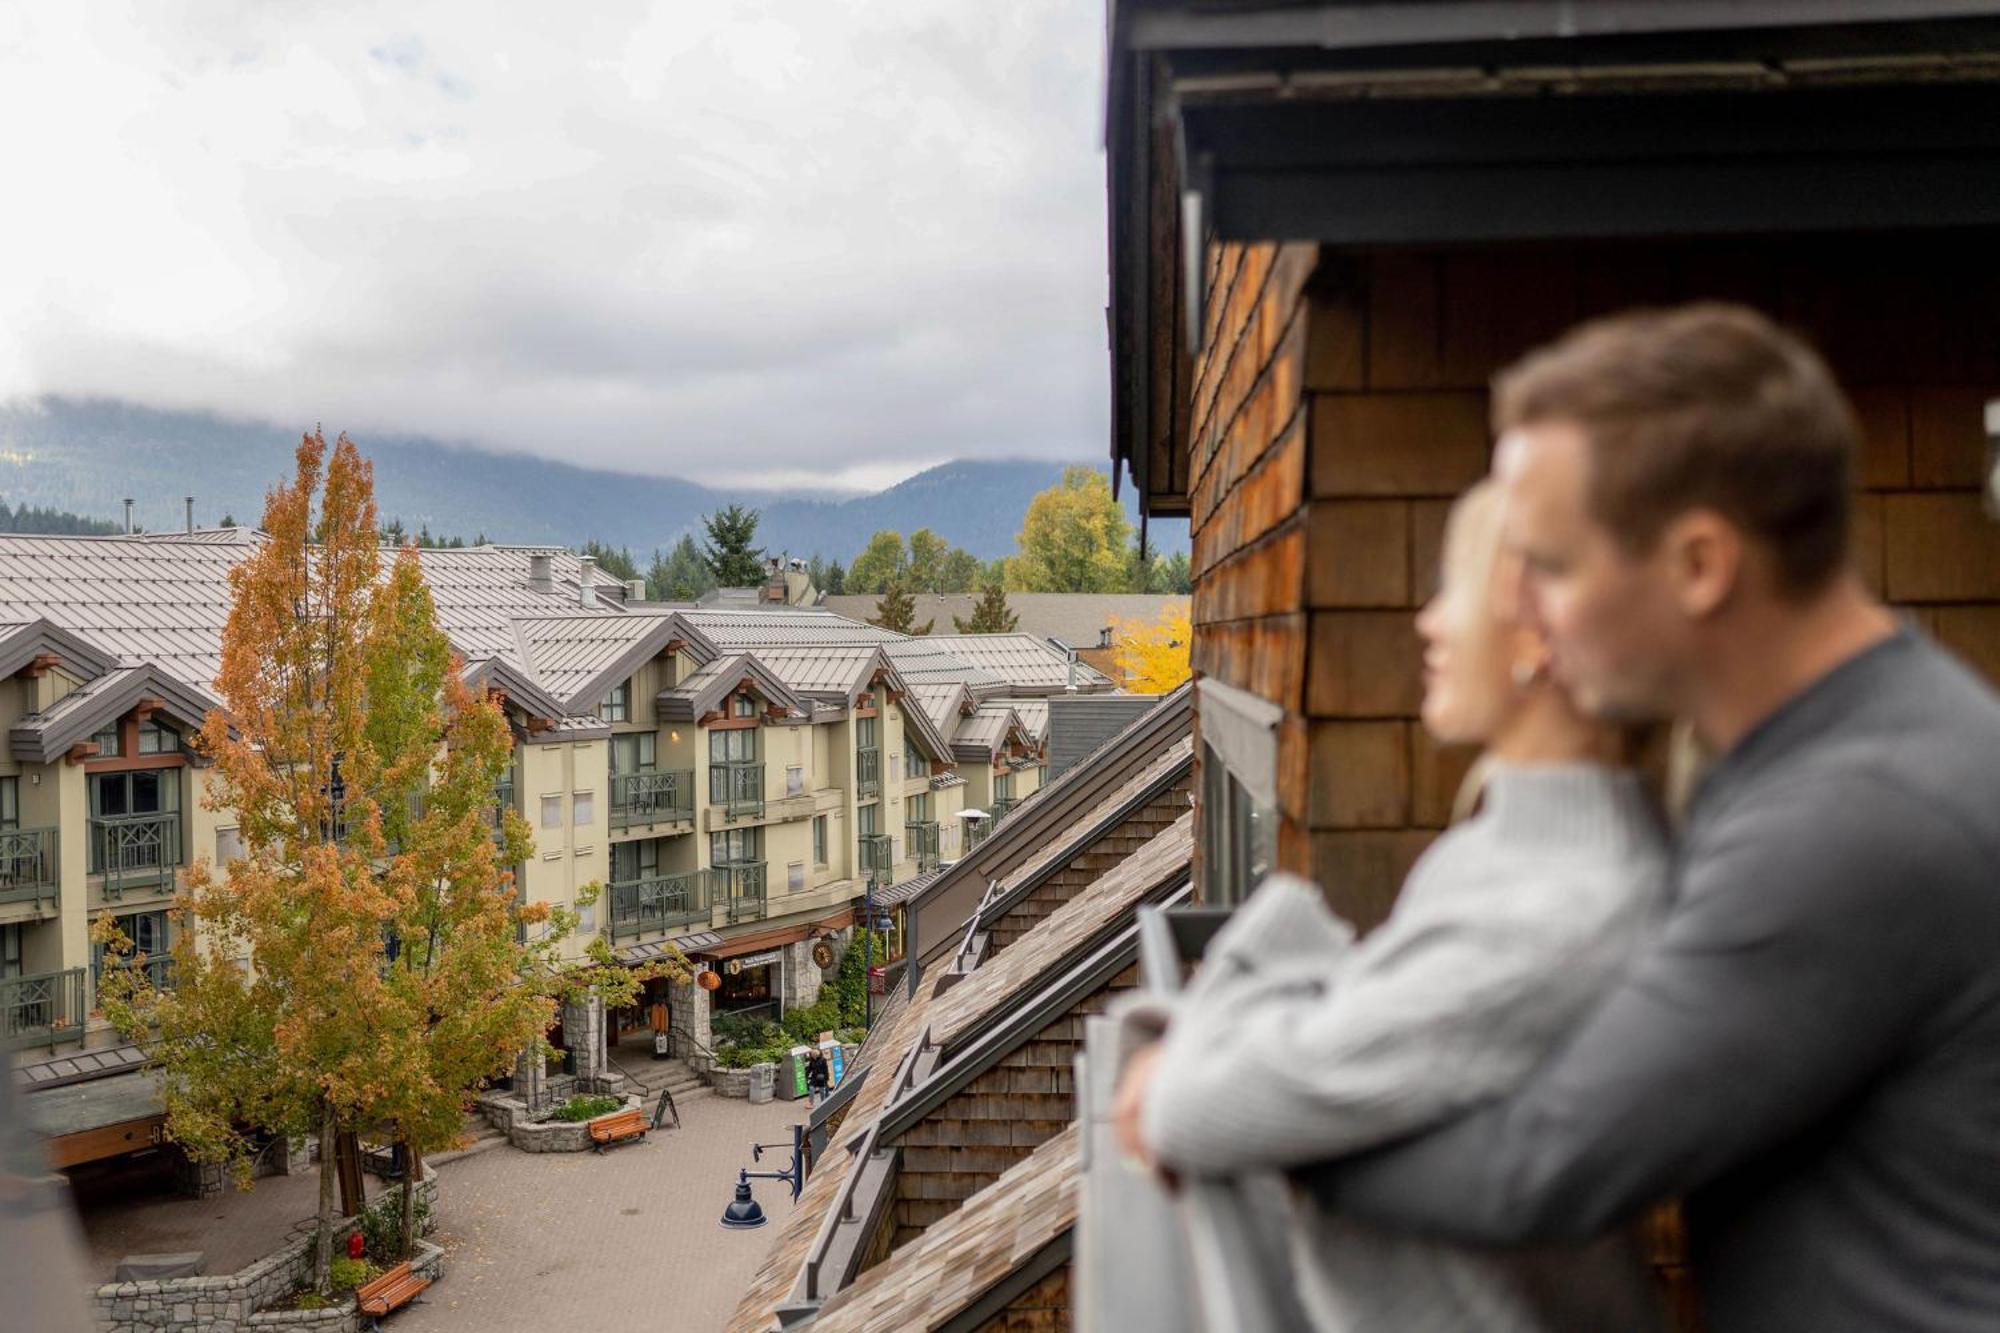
[185,496,195,535]
[1049,637,1078,692]
[528,552,554,594]
[626,578,646,602]
[124,498,134,534]
[578,555,596,608]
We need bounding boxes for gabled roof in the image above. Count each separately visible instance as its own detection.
[907,681,972,735]
[920,633,1116,694]
[460,656,568,728]
[512,611,719,711]
[655,652,808,723]
[0,619,118,682]
[949,700,1034,763]
[1007,698,1050,745]
[809,1125,1080,1333]
[683,607,901,650]
[12,664,222,763]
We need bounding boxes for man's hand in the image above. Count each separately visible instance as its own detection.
[1111,1041,1168,1176]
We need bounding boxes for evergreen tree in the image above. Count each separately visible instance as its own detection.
[649,534,718,601]
[953,582,1019,633]
[807,554,829,592]
[220,513,238,528]
[701,504,766,586]
[381,517,408,546]
[579,539,640,584]
[869,579,933,635]
[824,560,847,594]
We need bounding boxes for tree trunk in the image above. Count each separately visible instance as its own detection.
[397,1135,423,1258]
[313,1101,337,1293]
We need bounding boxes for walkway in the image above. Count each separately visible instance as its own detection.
[401,1092,806,1332]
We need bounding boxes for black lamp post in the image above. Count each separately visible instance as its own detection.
[863,867,879,1028]
[720,1122,806,1231]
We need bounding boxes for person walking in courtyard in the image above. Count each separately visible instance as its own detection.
[804,1047,830,1106]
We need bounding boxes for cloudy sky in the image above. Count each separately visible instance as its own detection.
[0,3,1111,491]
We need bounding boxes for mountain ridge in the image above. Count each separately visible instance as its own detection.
[0,398,1186,561]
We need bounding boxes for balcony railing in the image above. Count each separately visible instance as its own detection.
[90,812,183,898]
[856,746,881,798]
[990,796,1017,824]
[491,772,516,837]
[2,966,87,1051]
[710,761,765,819]
[904,821,940,874]
[1077,905,1308,1333]
[612,769,695,829]
[716,862,767,924]
[0,827,59,911]
[858,832,894,887]
[608,870,709,941]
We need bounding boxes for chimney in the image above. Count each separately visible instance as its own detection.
[185,496,195,535]
[123,498,134,534]
[626,578,646,602]
[578,555,597,608]
[528,552,554,594]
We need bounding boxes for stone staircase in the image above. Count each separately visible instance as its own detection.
[608,1054,709,1124]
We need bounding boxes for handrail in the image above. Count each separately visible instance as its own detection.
[1,966,88,1051]
[710,761,766,818]
[91,811,183,896]
[610,769,695,827]
[607,870,709,941]
[0,826,58,907]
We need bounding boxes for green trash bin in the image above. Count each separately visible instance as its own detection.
[779,1047,810,1101]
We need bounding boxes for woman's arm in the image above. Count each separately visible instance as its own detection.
[1143,861,1657,1176]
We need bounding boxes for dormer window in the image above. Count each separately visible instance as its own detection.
[92,725,121,757]
[137,720,177,756]
[732,694,757,719]
[600,680,630,723]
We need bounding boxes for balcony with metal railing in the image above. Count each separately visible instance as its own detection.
[90,812,183,900]
[859,832,894,886]
[716,861,768,924]
[608,869,710,941]
[491,771,516,840]
[904,820,940,874]
[2,966,88,1051]
[0,827,59,914]
[710,761,766,820]
[990,796,1017,824]
[611,769,696,829]
[1077,904,1307,1333]
[856,746,881,798]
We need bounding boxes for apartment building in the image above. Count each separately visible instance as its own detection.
[0,535,1076,1125]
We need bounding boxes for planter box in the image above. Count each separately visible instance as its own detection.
[472,1091,645,1152]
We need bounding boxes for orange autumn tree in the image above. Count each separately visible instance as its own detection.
[1111,603,1193,693]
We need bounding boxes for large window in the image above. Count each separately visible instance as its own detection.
[1,923,20,979]
[709,727,756,765]
[710,827,760,866]
[1199,741,1275,908]
[136,720,177,756]
[856,803,877,838]
[611,839,660,883]
[855,715,877,749]
[611,731,656,774]
[599,680,630,723]
[905,741,928,779]
[92,909,168,989]
[732,693,758,719]
[89,768,182,876]
[91,724,120,757]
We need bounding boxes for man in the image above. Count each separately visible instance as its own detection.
[1118,304,2000,1331]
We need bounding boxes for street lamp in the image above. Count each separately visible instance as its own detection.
[863,866,879,1028]
[720,1123,805,1231]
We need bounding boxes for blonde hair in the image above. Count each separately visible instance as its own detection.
[1437,481,1510,825]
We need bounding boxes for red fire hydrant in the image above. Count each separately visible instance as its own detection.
[347,1231,366,1260]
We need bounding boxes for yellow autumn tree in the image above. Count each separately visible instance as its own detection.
[1111,603,1193,693]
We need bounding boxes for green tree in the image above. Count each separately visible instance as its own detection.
[701,504,765,586]
[824,560,847,595]
[848,530,907,594]
[869,579,933,635]
[906,529,949,593]
[1007,467,1134,592]
[953,582,1019,633]
[580,540,640,585]
[648,534,717,601]
[939,547,982,593]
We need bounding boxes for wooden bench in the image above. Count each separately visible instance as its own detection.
[589,1106,648,1153]
[357,1259,430,1330]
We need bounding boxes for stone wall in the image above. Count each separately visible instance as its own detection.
[472,1091,644,1152]
[92,1177,440,1333]
[667,976,712,1054]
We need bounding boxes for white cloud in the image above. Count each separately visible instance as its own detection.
[0,1,1110,486]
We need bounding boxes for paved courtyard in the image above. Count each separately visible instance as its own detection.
[401,1094,806,1333]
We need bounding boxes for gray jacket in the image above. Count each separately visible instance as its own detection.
[1142,764,1670,1331]
[1305,630,2000,1332]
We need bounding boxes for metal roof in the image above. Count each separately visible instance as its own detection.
[682,607,900,650]
[12,664,224,763]
[921,634,1116,693]
[655,652,809,723]
[822,594,1189,656]
[512,611,719,710]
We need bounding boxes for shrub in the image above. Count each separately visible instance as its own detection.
[780,1000,841,1045]
[328,1256,378,1295]
[293,1291,328,1311]
[832,929,890,1027]
[359,1184,432,1264]
[716,1043,788,1069]
[548,1094,623,1122]
[712,1011,782,1048]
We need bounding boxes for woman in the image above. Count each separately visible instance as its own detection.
[1117,480,1671,1331]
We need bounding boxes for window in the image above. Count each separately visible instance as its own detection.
[0,776,16,830]
[599,680,630,723]
[611,839,660,883]
[710,827,759,865]
[857,803,877,837]
[216,826,244,866]
[92,724,120,757]
[813,815,827,866]
[906,741,928,779]
[136,720,177,755]
[732,693,757,718]
[92,910,168,988]
[540,795,563,830]
[786,765,804,796]
[1199,740,1276,908]
[907,792,931,823]
[0,922,19,979]
[709,728,756,764]
[611,732,656,773]
[572,791,595,827]
[855,716,877,748]
[788,861,805,892]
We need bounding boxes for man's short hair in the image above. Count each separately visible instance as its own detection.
[1494,303,1857,594]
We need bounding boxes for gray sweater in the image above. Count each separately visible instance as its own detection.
[1142,764,1670,1332]
[1304,629,2000,1332]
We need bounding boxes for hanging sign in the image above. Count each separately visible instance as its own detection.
[696,969,721,991]
[812,940,835,970]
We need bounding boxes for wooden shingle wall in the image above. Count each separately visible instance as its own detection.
[982,1265,1071,1332]
[880,964,1138,1254]
[985,782,1191,954]
[1190,233,2000,931]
